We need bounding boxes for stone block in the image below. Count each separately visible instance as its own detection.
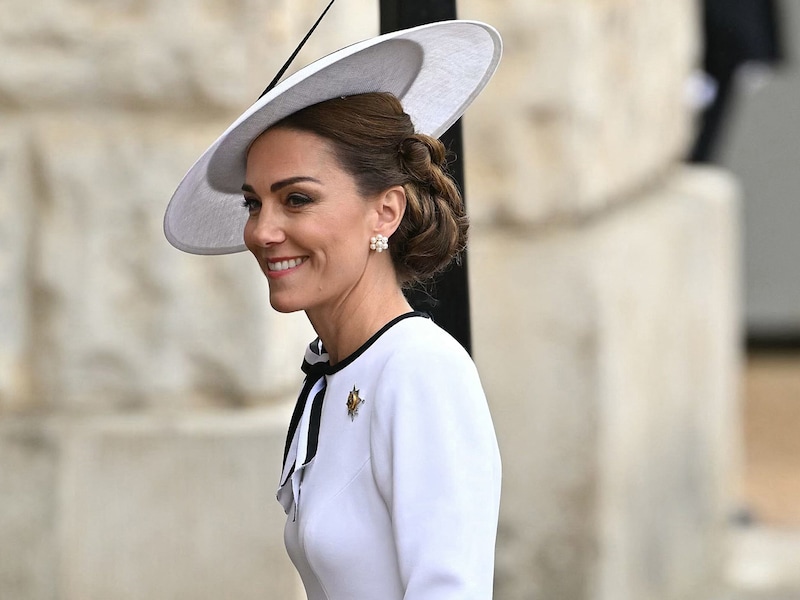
[461,0,699,226]
[0,419,59,599]
[30,115,313,410]
[58,407,298,600]
[0,0,377,111]
[470,167,741,600]
[0,119,34,410]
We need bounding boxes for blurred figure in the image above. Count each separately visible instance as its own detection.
[690,0,785,163]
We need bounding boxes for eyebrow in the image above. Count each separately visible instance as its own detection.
[241,176,322,195]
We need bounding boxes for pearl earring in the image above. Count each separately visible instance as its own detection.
[370,234,389,253]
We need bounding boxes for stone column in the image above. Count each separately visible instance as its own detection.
[0,1,375,598]
[461,1,742,599]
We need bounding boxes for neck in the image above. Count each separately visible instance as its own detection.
[306,280,412,365]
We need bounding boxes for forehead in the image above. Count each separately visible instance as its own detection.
[249,127,334,164]
[244,126,362,197]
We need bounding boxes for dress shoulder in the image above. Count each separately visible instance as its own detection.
[376,315,476,373]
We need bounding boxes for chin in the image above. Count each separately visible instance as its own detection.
[268,293,304,314]
[270,304,302,314]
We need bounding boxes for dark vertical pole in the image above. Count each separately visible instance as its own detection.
[380,0,473,355]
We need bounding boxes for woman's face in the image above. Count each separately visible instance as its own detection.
[242,127,379,315]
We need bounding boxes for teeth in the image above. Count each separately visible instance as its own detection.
[268,257,305,272]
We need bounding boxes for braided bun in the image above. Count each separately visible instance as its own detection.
[272,92,468,285]
[394,134,467,283]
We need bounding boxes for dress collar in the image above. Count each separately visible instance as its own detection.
[277,311,427,515]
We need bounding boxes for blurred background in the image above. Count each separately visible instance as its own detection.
[0,0,798,599]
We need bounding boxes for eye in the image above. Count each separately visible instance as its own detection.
[286,193,313,208]
[241,196,261,215]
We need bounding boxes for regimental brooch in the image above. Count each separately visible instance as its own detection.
[346,386,365,421]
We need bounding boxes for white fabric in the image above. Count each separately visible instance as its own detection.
[279,315,501,599]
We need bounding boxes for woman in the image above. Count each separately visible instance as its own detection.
[165,20,502,599]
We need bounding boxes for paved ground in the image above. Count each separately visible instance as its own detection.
[724,352,800,599]
[742,353,800,527]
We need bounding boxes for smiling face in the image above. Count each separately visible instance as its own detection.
[243,126,383,315]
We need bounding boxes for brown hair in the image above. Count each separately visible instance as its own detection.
[271,92,468,285]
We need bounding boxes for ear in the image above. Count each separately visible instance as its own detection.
[373,185,406,237]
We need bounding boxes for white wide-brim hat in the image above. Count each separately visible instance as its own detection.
[164,20,502,255]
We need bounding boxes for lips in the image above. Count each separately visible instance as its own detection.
[267,257,307,272]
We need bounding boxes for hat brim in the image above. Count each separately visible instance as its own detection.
[164,20,502,255]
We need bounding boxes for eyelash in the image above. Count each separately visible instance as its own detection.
[240,192,314,214]
[241,197,260,214]
[286,193,312,207]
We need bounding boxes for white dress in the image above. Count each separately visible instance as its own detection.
[277,313,501,599]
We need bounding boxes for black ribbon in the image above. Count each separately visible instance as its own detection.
[280,343,330,486]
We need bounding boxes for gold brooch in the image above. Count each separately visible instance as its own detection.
[346,386,364,421]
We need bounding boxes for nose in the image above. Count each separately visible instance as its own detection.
[244,206,286,248]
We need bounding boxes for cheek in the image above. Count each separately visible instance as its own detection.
[242,220,257,251]
[327,227,367,258]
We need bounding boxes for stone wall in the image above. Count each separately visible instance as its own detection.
[461,2,741,599]
[0,1,741,599]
